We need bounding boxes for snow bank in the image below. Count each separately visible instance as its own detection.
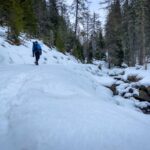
[0,27,78,65]
[123,67,150,86]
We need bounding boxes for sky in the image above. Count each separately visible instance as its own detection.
[67,0,107,27]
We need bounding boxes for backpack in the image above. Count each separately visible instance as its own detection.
[33,42,42,53]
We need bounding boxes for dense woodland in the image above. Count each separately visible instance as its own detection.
[0,0,150,68]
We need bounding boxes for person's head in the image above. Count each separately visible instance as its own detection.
[33,41,38,44]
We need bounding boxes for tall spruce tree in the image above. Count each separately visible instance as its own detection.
[105,0,124,67]
[0,1,10,25]
[8,0,24,43]
[21,0,37,36]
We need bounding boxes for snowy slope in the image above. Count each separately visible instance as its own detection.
[0,27,78,65]
[0,27,150,150]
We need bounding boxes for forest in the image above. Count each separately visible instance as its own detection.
[0,0,150,68]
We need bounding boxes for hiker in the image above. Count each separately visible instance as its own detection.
[32,41,42,65]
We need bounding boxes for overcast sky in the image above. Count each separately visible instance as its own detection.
[67,0,107,27]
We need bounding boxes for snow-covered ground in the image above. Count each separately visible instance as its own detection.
[0,27,150,150]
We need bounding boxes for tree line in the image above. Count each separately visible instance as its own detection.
[0,0,150,68]
[105,0,150,68]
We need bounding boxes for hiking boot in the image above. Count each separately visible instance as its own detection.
[35,61,38,65]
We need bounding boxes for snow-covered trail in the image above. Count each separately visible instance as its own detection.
[0,64,150,150]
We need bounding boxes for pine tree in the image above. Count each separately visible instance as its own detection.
[122,0,130,66]
[8,0,24,43]
[96,27,105,60]
[0,1,10,25]
[32,0,48,38]
[122,0,149,68]
[105,0,123,67]
[71,0,89,37]
[48,0,59,39]
[55,16,67,52]
[21,0,37,36]
[145,0,150,65]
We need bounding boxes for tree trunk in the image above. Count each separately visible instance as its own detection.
[75,0,79,37]
[141,1,147,69]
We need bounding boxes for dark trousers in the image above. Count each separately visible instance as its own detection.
[35,51,40,63]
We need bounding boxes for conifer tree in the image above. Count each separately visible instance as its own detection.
[21,0,37,36]
[105,0,123,67]
[0,1,10,25]
[8,0,24,43]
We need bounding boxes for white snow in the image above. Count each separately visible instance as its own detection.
[123,66,150,86]
[0,27,150,150]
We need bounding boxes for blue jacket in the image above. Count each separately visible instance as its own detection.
[32,42,42,56]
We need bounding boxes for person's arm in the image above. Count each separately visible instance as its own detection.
[40,48,42,55]
[32,45,35,57]
[39,45,42,55]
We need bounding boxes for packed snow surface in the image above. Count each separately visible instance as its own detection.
[0,27,150,150]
